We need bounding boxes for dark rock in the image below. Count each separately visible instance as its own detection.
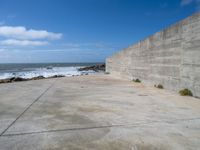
[48,75,65,78]
[31,76,45,80]
[11,77,27,82]
[78,64,105,72]
[0,79,11,84]
[0,77,28,84]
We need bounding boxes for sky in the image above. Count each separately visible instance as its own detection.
[0,0,199,63]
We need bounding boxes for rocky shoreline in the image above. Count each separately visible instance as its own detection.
[78,64,105,72]
[0,75,66,84]
[0,64,105,84]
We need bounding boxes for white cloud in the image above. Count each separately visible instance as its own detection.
[0,48,5,52]
[181,0,193,6]
[1,39,48,46]
[180,0,200,6]
[0,26,62,40]
[181,0,200,10]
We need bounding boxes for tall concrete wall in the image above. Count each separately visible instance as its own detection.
[106,12,200,98]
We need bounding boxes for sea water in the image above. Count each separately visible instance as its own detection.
[0,63,101,79]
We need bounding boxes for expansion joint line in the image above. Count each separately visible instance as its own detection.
[2,117,200,137]
[0,80,56,136]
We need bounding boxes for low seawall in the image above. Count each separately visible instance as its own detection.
[106,12,200,98]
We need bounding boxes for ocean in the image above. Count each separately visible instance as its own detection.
[0,63,102,79]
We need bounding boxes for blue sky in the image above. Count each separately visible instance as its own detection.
[0,0,199,63]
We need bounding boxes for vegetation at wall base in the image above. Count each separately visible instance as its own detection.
[179,89,193,96]
[132,79,141,83]
[155,84,164,89]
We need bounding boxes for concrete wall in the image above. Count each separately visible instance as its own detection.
[106,12,200,98]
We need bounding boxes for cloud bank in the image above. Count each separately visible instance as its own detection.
[0,26,62,40]
[1,39,48,46]
[0,26,62,47]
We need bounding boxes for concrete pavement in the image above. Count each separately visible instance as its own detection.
[0,74,200,150]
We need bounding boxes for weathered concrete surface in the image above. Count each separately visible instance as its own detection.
[0,74,200,150]
[106,12,200,98]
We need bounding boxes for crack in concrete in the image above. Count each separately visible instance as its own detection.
[0,80,57,136]
[1,117,200,137]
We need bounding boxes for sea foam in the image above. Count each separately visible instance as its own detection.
[0,66,95,79]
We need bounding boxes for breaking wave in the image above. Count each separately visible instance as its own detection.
[0,66,95,79]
